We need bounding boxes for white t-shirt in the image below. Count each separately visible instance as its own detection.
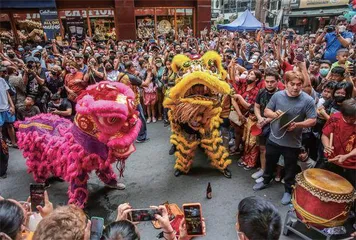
[106,70,120,82]
[0,78,10,112]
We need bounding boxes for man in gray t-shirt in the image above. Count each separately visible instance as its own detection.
[253,72,317,205]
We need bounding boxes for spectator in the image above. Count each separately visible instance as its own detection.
[252,70,281,183]
[0,138,9,178]
[85,57,105,83]
[0,75,17,148]
[46,65,64,95]
[16,95,40,121]
[7,66,26,109]
[74,53,88,74]
[316,60,332,92]
[64,61,86,105]
[118,61,152,143]
[330,48,351,70]
[316,16,353,63]
[47,93,72,119]
[33,205,89,240]
[0,199,25,239]
[236,196,281,240]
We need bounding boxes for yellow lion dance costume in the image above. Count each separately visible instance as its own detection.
[163,51,232,178]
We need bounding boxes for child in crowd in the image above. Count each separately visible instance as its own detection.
[330,48,350,71]
[328,66,345,83]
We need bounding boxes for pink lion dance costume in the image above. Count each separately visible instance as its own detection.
[15,82,141,208]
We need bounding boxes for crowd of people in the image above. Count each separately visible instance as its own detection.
[1,14,356,239]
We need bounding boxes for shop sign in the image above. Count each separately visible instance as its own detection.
[39,9,60,40]
[67,16,85,40]
[12,9,114,21]
[291,0,349,9]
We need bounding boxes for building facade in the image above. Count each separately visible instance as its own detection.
[284,0,349,34]
[0,0,211,43]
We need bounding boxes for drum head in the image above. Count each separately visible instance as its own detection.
[303,169,354,195]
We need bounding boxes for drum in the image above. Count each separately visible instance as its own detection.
[292,168,356,229]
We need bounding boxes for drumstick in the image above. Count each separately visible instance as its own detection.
[270,108,291,124]
[329,133,333,148]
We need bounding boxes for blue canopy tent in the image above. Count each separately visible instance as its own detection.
[217,10,279,32]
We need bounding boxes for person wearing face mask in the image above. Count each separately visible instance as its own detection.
[320,81,354,120]
[316,60,331,92]
[316,16,353,63]
[84,57,105,83]
[47,93,72,119]
[322,98,356,197]
[64,61,86,107]
[235,196,281,240]
[230,70,262,157]
[104,60,119,82]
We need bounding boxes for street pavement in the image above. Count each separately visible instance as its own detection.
[1,121,298,240]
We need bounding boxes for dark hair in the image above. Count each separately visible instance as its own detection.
[264,70,280,80]
[330,66,345,77]
[323,81,337,90]
[237,196,281,240]
[124,61,134,70]
[336,48,348,55]
[102,220,140,240]
[341,98,356,117]
[333,81,353,99]
[319,60,332,67]
[0,200,24,239]
[249,69,263,81]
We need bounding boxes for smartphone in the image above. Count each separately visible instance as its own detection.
[129,208,161,222]
[30,183,45,212]
[182,203,204,236]
[295,53,304,62]
[90,217,104,240]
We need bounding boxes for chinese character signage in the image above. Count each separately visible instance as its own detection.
[290,0,349,9]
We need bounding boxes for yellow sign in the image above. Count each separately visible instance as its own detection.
[298,0,349,9]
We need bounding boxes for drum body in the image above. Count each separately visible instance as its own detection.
[292,169,355,229]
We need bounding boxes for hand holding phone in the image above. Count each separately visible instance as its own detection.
[182,203,204,236]
[90,217,104,240]
[128,208,161,222]
[30,183,45,212]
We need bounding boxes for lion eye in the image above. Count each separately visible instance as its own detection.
[108,117,117,124]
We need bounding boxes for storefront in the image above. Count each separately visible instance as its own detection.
[285,0,349,34]
[0,0,210,43]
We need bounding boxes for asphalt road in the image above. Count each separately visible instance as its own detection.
[1,121,299,240]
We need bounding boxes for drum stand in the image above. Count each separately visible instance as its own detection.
[283,210,350,240]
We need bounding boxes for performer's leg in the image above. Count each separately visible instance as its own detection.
[68,171,89,208]
[262,140,282,184]
[171,132,199,174]
[96,165,118,186]
[201,130,232,174]
[281,146,300,193]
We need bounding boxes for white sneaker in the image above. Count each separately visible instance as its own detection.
[255,177,264,183]
[105,182,126,190]
[251,169,264,179]
[152,117,157,123]
[146,118,151,124]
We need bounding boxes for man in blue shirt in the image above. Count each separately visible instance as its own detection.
[316,16,353,63]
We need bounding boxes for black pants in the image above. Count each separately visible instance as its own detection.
[0,140,9,176]
[263,140,300,193]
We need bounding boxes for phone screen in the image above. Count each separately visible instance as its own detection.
[90,217,104,240]
[30,183,45,212]
[183,205,203,236]
[130,208,160,222]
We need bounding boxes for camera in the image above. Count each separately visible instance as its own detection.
[326,25,335,33]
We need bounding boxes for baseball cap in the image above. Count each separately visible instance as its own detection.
[75,53,84,58]
[25,56,36,63]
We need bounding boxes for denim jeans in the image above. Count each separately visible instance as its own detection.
[136,104,147,141]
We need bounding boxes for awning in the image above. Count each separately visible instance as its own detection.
[0,0,56,9]
[286,7,348,17]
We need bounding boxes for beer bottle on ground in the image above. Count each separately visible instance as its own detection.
[206,182,212,199]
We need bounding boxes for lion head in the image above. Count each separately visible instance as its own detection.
[163,51,231,133]
[75,82,141,160]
